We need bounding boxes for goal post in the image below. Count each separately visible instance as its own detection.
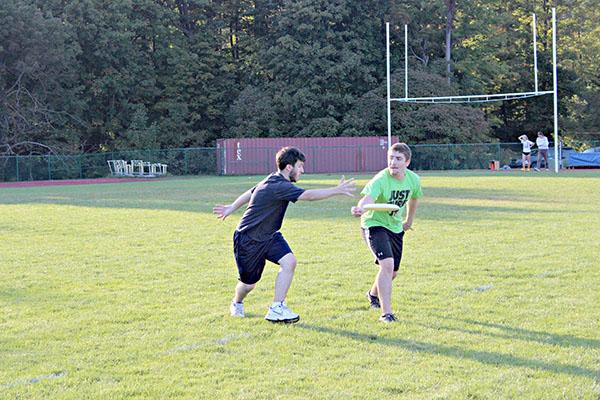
[386,8,560,172]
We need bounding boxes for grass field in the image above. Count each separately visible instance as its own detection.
[1,170,599,399]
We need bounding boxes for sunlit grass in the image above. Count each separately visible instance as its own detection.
[1,171,599,399]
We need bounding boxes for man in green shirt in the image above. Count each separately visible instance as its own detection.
[351,143,423,323]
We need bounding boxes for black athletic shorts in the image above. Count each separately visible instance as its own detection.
[362,226,405,271]
[233,230,292,284]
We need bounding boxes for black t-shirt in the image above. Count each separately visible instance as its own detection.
[236,173,305,241]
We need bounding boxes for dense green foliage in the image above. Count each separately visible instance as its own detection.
[1,0,598,153]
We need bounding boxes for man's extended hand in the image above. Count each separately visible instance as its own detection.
[337,175,356,197]
[213,204,234,220]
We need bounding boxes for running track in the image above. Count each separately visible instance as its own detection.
[0,178,155,188]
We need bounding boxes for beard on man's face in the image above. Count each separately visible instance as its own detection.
[289,169,299,182]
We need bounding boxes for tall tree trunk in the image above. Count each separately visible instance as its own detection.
[541,0,549,50]
[229,0,240,61]
[444,0,456,85]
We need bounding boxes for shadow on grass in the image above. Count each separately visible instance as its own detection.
[427,316,600,350]
[419,201,548,217]
[424,186,527,201]
[0,175,587,219]
[0,196,572,226]
[298,323,600,379]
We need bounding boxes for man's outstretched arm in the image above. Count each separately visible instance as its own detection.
[213,189,253,220]
[298,176,355,201]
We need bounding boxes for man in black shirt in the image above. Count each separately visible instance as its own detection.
[213,147,355,323]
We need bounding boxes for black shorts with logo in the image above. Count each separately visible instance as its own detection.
[233,230,292,284]
[362,226,405,271]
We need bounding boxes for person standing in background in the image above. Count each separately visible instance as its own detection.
[518,135,535,172]
[536,132,550,171]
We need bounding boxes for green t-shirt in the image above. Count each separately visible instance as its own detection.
[360,169,423,233]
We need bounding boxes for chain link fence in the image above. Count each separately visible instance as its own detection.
[0,148,217,182]
[1,141,596,182]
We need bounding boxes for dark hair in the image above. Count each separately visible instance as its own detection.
[276,147,306,170]
[389,142,412,161]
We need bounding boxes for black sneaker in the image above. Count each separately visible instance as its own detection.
[366,291,380,309]
[379,313,397,323]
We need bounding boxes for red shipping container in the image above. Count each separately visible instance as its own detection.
[216,136,399,175]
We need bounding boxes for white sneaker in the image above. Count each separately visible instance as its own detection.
[230,301,244,317]
[265,301,300,323]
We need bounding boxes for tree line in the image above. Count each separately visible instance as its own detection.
[1,0,598,155]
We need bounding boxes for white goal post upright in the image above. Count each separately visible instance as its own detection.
[552,8,559,173]
[386,23,392,148]
[386,8,560,173]
[533,13,539,93]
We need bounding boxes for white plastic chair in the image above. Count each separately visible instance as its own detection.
[107,160,117,175]
[108,160,129,176]
[130,160,144,176]
[151,163,168,176]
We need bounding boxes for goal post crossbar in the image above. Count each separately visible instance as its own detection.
[391,90,554,104]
